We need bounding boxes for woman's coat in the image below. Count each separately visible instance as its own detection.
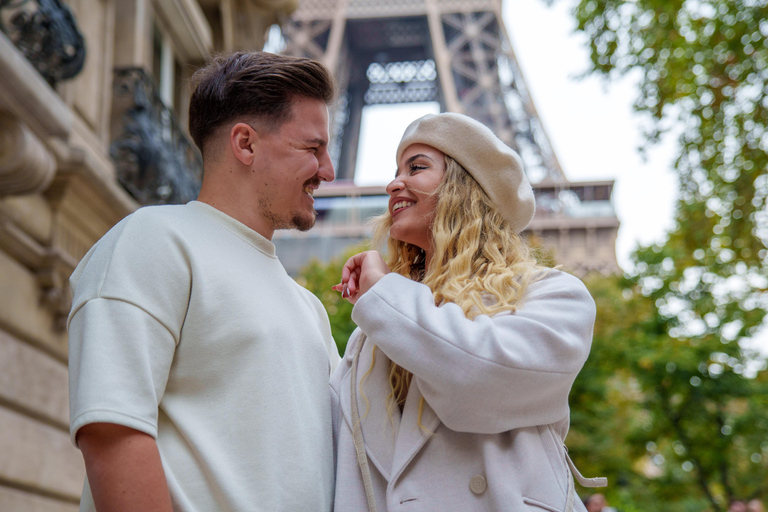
[330,270,596,512]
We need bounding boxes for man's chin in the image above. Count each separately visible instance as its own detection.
[291,212,316,232]
[270,210,317,232]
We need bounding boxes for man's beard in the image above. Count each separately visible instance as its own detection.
[291,210,316,231]
[261,177,320,232]
[261,203,317,232]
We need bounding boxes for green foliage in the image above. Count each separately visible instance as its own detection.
[296,244,368,356]
[576,271,768,510]
[569,274,651,504]
[565,0,768,509]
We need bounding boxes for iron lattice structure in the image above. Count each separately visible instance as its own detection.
[275,0,621,276]
[280,0,564,183]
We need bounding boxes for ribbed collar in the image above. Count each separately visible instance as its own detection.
[187,201,277,258]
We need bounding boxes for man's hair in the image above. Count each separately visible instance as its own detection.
[188,52,335,156]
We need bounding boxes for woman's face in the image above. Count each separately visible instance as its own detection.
[386,143,446,255]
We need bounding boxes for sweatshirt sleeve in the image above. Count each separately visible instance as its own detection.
[350,271,595,434]
[68,298,177,444]
[67,209,191,446]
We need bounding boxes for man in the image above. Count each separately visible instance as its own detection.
[67,52,340,511]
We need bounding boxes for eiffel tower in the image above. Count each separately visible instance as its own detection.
[274,0,620,276]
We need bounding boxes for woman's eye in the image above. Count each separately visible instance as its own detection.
[410,164,427,171]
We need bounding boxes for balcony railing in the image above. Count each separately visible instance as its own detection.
[110,67,202,205]
[0,0,85,85]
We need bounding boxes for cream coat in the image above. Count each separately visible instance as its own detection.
[330,270,596,512]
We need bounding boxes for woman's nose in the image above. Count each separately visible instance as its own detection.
[386,175,404,195]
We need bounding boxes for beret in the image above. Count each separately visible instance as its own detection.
[396,113,535,233]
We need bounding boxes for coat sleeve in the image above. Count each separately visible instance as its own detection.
[350,271,595,434]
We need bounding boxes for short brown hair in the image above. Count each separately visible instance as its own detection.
[188,52,335,156]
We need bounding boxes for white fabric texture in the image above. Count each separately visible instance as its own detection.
[68,201,340,512]
[330,271,595,512]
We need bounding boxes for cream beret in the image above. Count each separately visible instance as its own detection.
[396,113,535,233]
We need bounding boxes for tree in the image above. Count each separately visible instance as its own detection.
[565,0,768,508]
[568,274,660,509]
[297,245,368,356]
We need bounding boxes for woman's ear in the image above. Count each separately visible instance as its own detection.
[229,122,257,166]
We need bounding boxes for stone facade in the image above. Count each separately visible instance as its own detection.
[0,0,288,508]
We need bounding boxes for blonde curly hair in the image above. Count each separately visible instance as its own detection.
[362,155,547,427]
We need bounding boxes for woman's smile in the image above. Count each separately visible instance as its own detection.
[386,143,446,253]
[391,199,416,215]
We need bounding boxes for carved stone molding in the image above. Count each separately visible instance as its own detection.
[0,112,56,197]
[154,0,212,60]
[36,246,76,331]
[0,207,76,331]
[0,30,71,140]
[222,0,297,51]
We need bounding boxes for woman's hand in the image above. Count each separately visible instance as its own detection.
[332,250,390,304]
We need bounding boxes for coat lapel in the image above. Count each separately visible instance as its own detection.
[390,380,441,482]
[340,339,399,480]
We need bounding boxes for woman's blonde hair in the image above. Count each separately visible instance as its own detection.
[363,155,546,427]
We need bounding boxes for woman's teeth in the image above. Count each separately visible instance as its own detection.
[393,201,414,212]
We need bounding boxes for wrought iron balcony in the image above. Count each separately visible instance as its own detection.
[0,0,85,85]
[110,67,202,205]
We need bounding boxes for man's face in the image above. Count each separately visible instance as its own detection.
[251,97,334,233]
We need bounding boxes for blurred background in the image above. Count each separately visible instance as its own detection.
[0,0,765,510]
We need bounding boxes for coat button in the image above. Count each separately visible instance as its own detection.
[469,475,487,495]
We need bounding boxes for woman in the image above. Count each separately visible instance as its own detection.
[331,113,605,512]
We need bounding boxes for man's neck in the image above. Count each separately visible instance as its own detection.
[197,185,274,240]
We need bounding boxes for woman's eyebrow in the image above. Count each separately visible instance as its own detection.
[406,154,433,165]
[395,153,433,176]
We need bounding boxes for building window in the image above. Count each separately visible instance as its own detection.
[151,21,182,114]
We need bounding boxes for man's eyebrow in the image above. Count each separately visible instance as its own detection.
[305,137,328,146]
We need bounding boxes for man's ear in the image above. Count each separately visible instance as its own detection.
[229,122,257,166]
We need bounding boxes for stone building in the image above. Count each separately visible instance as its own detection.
[0,1,290,509]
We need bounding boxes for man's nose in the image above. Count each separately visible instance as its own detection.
[318,151,334,182]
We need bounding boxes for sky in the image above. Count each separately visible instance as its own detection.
[354,0,680,272]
